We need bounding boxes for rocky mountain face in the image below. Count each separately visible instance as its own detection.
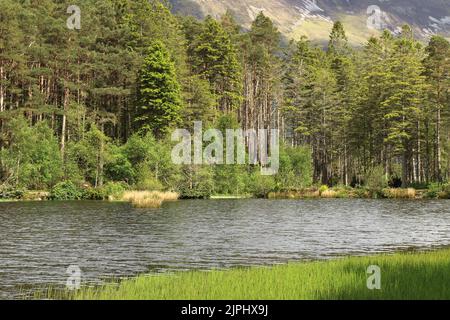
[170,0,450,44]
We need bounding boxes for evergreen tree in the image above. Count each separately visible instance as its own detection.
[424,36,450,182]
[135,41,182,138]
[382,27,427,186]
[188,16,242,113]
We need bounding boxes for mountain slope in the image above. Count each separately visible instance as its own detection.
[170,0,450,44]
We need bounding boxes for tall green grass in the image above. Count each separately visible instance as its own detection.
[44,249,450,300]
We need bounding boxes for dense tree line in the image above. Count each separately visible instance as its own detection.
[0,0,448,196]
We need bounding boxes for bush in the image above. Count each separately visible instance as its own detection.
[0,187,25,200]
[425,183,443,199]
[439,184,450,199]
[319,185,329,194]
[249,174,276,198]
[50,181,82,200]
[81,187,108,200]
[425,183,450,199]
[365,166,388,197]
[353,187,370,199]
[277,146,313,190]
[177,166,213,199]
[1,118,63,189]
[103,182,128,200]
[105,151,134,184]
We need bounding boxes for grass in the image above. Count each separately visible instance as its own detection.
[382,188,417,199]
[320,189,338,198]
[268,187,426,200]
[44,248,450,300]
[121,191,179,208]
[210,195,252,199]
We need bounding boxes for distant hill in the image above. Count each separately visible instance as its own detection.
[169,0,450,45]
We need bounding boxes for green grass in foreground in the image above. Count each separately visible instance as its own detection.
[47,249,450,300]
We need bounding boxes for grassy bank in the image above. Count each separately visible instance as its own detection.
[46,248,450,300]
[268,185,450,200]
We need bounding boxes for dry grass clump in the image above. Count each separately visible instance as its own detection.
[383,188,416,199]
[268,189,321,199]
[320,190,338,198]
[122,191,179,208]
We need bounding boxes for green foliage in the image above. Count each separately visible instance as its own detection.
[319,185,329,194]
[426,183,450,199]
[0,117,63,189]
[276,146,313,190]
[365,166,389,195]
[104,147,135,184]
[102,182,128,200]
[0,187,25,200]
[82,187,108,201]
[213,165,248,195]
[177,165,214,199]
[0,2,448,196]
[50,181,82,201]
[135,41,183,138]
[187,16,242,112]
[122,133,179,189]
[249,173,277,198]
[65,124,110,187]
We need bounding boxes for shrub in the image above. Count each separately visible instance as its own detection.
[50,181,82,200]
[103,182,128,200]
[439,184,450,199]
[177,166,214,199]
[353,188,370,199]
[365,166,388,195]
[318,185,329,194]
[332,185,353,198]
[135,176,164,191]
[105,151,134,184]
[81,187,108,200]
[425,183,443,199]
[0,187,25,200]
[250,174,276,198]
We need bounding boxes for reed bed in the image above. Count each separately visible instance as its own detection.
[382,188,417,199]
[45,248,450,300]
[320,190,338,198]
[269,187,422,200]
[121,191,179,208]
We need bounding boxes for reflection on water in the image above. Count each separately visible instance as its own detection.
[1,199,450,298]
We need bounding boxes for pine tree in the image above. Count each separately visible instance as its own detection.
[135,41,182,138]
[382,27,427,186]
[424,36,450,182]
[188,16,242,113]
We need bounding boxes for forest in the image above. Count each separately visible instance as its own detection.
[0,0,449,200]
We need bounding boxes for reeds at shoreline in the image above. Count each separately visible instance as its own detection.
[121,191,179,208]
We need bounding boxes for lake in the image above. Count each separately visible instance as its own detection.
[1,199,450,299]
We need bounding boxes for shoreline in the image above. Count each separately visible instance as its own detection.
[37,247,450,300]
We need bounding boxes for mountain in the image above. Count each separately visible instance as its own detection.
[169,0,450,45]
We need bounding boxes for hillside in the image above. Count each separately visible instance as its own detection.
[170,0,450,45]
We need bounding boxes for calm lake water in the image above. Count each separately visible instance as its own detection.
[1,199,450,299]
